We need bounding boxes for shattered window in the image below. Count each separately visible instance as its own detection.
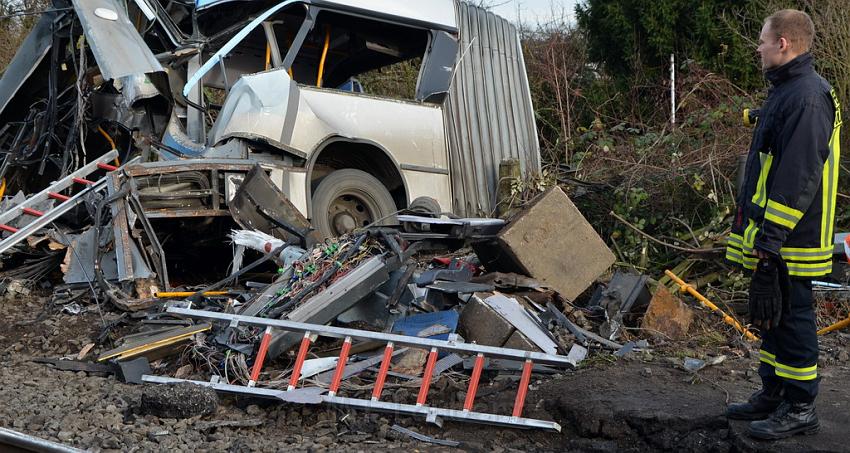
[287,10,428,99]
[357,58,422,101]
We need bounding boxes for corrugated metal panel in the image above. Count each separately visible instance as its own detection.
[443,2,541,217]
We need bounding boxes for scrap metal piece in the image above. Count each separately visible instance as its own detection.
[432,353,463,375]
[483,294,557,354]
[116,357,152,384]
[32,358,114,375]
[398,215,506,241]
[415,262,472,286]
[590,272,652,340]
[566,344,588,365]
[0,427,86,453]
[0,11,61,117]
[98,323,211,362]
[229,165,317,246]
[390,425,460,447]
[461,357,558,374]
[72,0,164,80]
[60,227,153,284]
[426,281,495,294]
[542,302,588,347]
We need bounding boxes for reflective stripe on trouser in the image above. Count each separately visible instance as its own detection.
[757,279,819,403]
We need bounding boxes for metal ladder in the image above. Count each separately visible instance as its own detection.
[0,150,119,255]
[143,307,577,431]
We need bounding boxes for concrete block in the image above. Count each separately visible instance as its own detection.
[641,285,694,340]
[477,186,615,301]
[458,296,514,346]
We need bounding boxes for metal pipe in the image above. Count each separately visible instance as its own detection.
[156,291,229,298]
[0,427,85,453]
[818,316,850,335]
[670,53,676,125]
[665,270,758,341]
[316,26,330,87]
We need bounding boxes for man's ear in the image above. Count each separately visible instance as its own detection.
[779,37,790,52]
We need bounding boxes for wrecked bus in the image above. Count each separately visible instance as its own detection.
[0,0,541,240]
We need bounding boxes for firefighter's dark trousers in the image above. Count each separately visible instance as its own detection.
[758,279,819,403]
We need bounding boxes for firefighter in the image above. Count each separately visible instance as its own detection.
[724,9,841,440]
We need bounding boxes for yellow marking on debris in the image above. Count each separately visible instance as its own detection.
[97,325,211,362]
[664,269,759,341]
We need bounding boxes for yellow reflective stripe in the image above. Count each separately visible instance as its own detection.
[759,350,776,367]
[764,211,796,229]
[726,248,744,264]
[774,361,817,381]
[751,152,773,207]
[779,246,833,262]
[744,220,758,247]
[824,89,841,247]
[765,200,803,230]
[779,245,833,253]
[727,235,743,248]
[776,370,818,381]
[786,261,832,277]
[767,200,804,221]
[823,124,840,247]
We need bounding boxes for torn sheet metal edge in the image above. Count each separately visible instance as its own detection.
[0,427,86,453]
[566,344,588,364]
[397,215,506,227]
[462,357,559,374]
[299,357,339,380]
[167,307,578,368]
[390,425,460,447]
[97,323,211,362]
[483,294,558,355]
[432,353,464,375]
[72,0,164,80]
[0,11,60,117]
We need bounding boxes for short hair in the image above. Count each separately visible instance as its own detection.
[766,9,815,52]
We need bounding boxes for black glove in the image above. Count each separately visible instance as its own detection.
[748,255,789,330]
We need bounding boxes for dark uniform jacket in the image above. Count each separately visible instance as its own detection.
[726,53,842,278]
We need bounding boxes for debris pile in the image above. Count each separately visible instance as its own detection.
[2,171,671,432]
[0,0,815,443]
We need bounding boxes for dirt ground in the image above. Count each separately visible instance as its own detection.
[1,292,849,452]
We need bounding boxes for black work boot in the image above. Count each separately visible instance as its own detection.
[726,388,783,420]
[747,401,820,440]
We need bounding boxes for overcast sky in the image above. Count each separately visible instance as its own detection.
[488,0,579,26]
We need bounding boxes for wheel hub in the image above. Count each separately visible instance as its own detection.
[328,194,373,236]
